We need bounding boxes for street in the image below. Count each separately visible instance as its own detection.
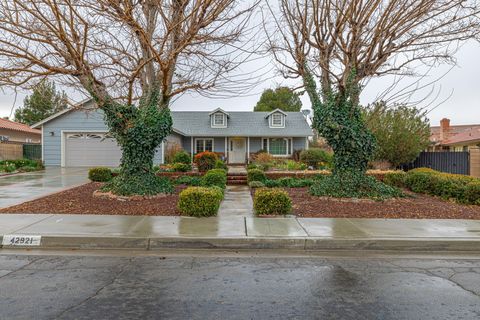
[0,250,479,320]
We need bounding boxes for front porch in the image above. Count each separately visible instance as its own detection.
[180,136,307,165]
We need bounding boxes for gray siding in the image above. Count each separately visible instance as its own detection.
[249,137,262,152]
[42,108,163,166]
[293,137,307,151]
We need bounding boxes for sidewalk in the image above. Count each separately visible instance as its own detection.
[1,214,480,251]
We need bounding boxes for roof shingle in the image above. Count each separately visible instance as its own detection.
[0,118,41,135]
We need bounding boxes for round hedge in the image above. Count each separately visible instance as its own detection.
[172,162,192,172]
[253,188,292,215]
[88,167,113,182]
[201,169,227,189]
[178,186,223,217]
[247,168,266,183]
[173,151,191,164]
[194,151,218,172]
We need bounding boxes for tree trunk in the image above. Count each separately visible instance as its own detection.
[303,69,376,176]
[97,90,173,196]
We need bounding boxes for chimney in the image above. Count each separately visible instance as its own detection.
[440,118,450,141]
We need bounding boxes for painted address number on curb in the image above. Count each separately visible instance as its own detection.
[2,235,41,246]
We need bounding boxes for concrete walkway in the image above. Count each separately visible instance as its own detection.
[1,214,480,251]
[218,185,253,217]
[0,167,89,208]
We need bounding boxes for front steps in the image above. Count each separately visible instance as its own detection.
[227,172,247,185]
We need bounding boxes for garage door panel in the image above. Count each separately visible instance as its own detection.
[65,133,122,167]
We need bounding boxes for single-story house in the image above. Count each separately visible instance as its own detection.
[32,100,313,167]
[0,118,41,143]
[430,118,480,152]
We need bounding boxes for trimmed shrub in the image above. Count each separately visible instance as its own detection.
[201,169,227,189]
[174,175,202,186]
[253,188,292,215]
[404,171,440,194]
[383,171,407,188]
[172,162,192,172]
[194,151,218,172]
[299,148,332,169]
[249,181,265,188]
[88,167,113,182]
[173,150,191,164]
[247,163,259,170]
[214,159,228,170]
[247,168,266,183]
[465,182,480,205]
[310,172,403,200]
[178,186,223,217]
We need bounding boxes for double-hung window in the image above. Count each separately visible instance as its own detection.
[271,113,284,127]
[195,138,214,153]
[213,113,224,126]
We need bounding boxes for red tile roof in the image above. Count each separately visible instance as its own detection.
[442,127,480,146]
[430,124,480,145]
[0,118,41,135]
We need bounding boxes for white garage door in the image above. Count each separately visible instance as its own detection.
[64,133,122,167]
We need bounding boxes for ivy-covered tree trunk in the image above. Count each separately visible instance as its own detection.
[95,90,173,196]
[303,70,376,176]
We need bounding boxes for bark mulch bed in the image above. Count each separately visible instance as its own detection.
[0,182,183,216]
[287,188,480,219]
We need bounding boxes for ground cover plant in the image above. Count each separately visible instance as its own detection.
[0,159,44,174]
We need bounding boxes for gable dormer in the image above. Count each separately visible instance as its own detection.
[209,108,229,128]
[265,109,287,128]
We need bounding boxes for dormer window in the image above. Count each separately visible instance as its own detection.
[209,108,229,128]
[213,113,225,126]
[271,113,284,127]
[266,109,287,128]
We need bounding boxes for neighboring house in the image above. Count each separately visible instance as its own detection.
[0,118,41,143]
[32,100,313,167]
[430,118,480,152]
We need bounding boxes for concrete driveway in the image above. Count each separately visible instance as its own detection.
[0,167,89,209]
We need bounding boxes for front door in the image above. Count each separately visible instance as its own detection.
[229,138,246,164]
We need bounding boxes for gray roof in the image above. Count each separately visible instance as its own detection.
[171,111,313,137]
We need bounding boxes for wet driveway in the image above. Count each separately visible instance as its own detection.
[0,167,89,208]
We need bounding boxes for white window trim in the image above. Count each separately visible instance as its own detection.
[269,113,285,128]
[262,137,292,157]
[194,138,215,153]
[211,113,227,128]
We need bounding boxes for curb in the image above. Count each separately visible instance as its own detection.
[2,235,480,252]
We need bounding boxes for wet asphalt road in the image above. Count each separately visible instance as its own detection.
[0,251,479,320]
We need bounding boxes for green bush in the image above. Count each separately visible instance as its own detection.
[201,169,227,189]
[174,175,202,186]
[194,151,218,171]
[383,171,407,188]
[465,182,480,205]
[253,188,292,215]
[299,148,332,169]
[310,172,403,200]
[249,181,265,188]
[178,186,223,217]
[247,168,266,183]
[214,159,228,170]
[88,167,113,182]
[0,163,16,173]
[404,171,439,194]
[172,162,192,172]
[102,175,173,196]
[173,150,191,164]
[247,163,258,170]
[264,179,281,187]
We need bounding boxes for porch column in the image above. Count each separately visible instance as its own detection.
[247,137,250,164]
[225,137,228,162]
[305,137,309,149]
[190,136,194,163]
[161,141,165,164]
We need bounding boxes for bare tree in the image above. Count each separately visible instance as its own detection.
[268,0,480,178]
[0,0,259,195]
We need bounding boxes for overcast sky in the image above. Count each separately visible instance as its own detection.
[0,39,478,127]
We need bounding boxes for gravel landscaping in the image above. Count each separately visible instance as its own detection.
[0,183,183,216]
[287,188,480,219]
